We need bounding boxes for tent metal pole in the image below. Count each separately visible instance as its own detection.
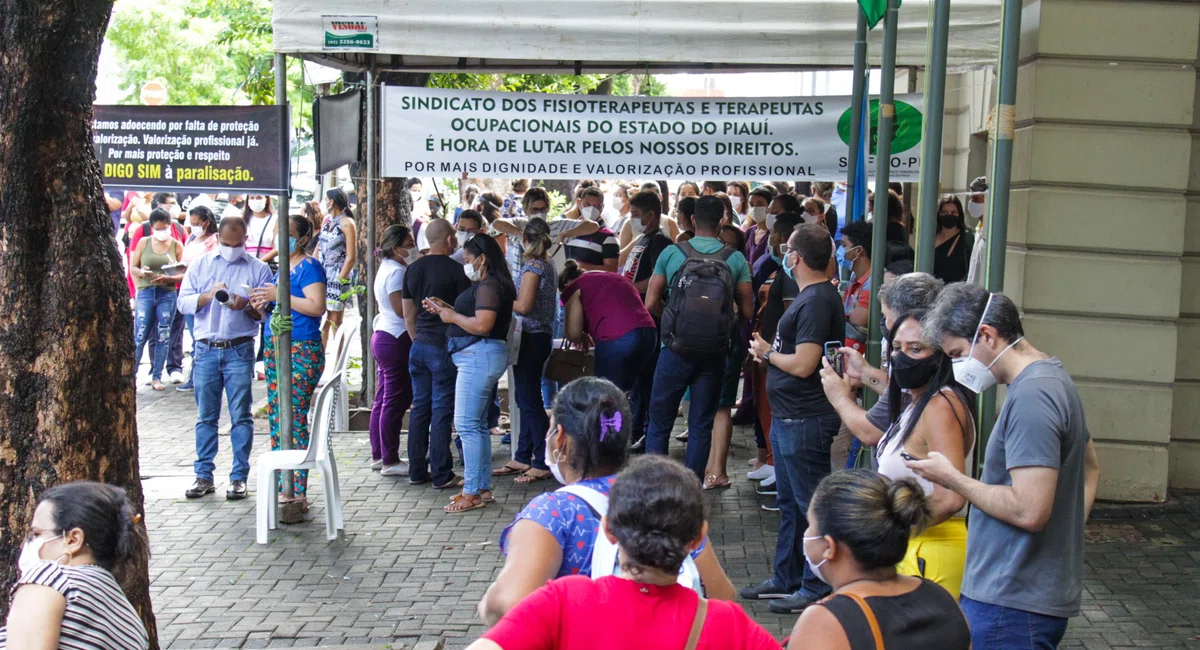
[977,0,1023,470]
[365,69,378,404]
[845,7,868,224]
[274,53,295,497]
[914,0,950,273]
[866,0,900,373]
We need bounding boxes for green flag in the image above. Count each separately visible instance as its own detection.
[859,0,896,29]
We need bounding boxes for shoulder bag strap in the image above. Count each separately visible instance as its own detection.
[843,592,884,650]
[683,597,708,650]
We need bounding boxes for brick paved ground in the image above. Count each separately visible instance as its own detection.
[134,343,1200,649]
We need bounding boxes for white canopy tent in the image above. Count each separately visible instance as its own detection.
[273,0,1001,72]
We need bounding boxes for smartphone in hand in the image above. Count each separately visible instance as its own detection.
[824,341,844,377]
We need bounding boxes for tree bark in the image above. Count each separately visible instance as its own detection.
[346,71,428,400]
[0,0,157,646]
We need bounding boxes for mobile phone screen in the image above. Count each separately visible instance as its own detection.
[823,341,843,377]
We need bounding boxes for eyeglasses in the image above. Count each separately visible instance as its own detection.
[780,243,791,257]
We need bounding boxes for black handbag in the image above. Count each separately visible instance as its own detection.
[543,338,594,384]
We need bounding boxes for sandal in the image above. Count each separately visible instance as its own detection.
[433,475,464,490]
[450,489,494,503]
[675,431,689,442]
[444,492,485,513]
[492,461,531,477]
[703,474,731,490]
[515,469,551,484]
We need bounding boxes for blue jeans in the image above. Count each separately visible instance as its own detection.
[408,340,457,485]
[960,596,1069,650]
[452,339,508,495]
[134,287,178,380]
[594,327,658,392]
[645,346,723,479]
[193,339,256,482]
[514,331,552,469]
[542,302,565,408]
[771,413,841,598]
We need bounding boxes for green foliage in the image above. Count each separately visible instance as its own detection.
[544,190,570,217]
[104,0,313,139]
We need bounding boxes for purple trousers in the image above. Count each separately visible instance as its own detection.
[369,330,413,465]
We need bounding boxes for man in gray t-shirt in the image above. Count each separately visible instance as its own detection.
[912,284,1101,650]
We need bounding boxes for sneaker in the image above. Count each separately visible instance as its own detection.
[739,578,791,601]
[756,474,777,495]
[168,370,186,384]
[768,591,817,615]
[629,436,646,452]
[380,463,410,476]
[747,464,775,481]
[176,380,194,392]
[761,499,780,512]
[501,433,511,445]
[369,458,383,471]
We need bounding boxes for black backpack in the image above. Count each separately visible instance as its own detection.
[660,240,737,359]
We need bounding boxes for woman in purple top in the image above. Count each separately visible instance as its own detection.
[742,187,774,268]
[559,261,657,391]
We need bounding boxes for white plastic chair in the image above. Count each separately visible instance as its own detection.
[255,371,345,544]
[331,326,353,433]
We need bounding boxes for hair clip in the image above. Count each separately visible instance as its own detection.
[133,514,143,525]
[599,412,622,442]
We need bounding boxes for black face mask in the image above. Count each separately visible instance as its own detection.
[938,213,959,230]
[890,351,940,390]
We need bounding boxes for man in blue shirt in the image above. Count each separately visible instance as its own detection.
[178,216,275,500]
[644,196,754,479]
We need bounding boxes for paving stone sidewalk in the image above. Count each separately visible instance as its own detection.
[134,371,1200,649]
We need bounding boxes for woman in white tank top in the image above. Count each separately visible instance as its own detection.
[871,309,976,599]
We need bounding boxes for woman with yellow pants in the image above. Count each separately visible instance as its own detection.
[851,309,976,598]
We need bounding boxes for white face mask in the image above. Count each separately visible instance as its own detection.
[152,228,171,242]
[190,225,206,237]
[951,293,1024,393]
[749,206,767,224]
[581,205,601,222]
[630,219,646,236]
[167,205,181,219]
[967,199,985,219]
[802,535,829,584]
[729,195,743,213]
[544,431,566,484]
[218,245,244,263]
[456,231,473,247]
[402,246,420,265]
[802,212,821,225]
[18,534,63,576]
[411,190,423,204]
[464,259,481,282]
[766,212,778,232]
[248,199,266,213]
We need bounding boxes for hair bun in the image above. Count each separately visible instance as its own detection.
[886,478,931,532]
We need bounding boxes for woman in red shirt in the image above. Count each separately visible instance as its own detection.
[471,455,780,650]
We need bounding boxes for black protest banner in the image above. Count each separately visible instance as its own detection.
[92,105,289,193]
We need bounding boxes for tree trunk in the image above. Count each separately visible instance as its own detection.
[346,71,429,400]
[0,0,157,646]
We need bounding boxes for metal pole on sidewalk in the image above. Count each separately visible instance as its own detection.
[365,69,378,404]
[865,0,900,375]
[977,0,1023,469]
[274,53,294,497]
[914,0,951,272]
[845,7,868,224]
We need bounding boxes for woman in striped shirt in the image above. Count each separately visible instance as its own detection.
[0,482,149,650]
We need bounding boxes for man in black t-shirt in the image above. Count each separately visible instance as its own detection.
[620,190,673,448]
[742,224,845,614]
[401,218,472,488]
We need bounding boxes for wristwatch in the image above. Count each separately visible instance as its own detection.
[763,350,773,365]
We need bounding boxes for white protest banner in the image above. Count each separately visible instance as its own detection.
[381,87,924,181]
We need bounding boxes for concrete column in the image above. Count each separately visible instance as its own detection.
[1003,0,1199,501]
[1170,53,1200,488]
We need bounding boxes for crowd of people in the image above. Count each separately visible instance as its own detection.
[46,175,1100,649]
